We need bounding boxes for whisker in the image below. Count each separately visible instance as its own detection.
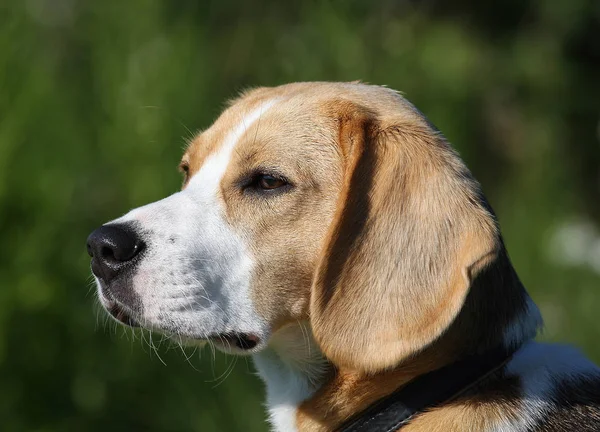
[149,328,167,366]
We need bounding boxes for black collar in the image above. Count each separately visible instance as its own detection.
[337,347,515,432]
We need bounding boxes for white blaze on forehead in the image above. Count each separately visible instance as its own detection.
[188,98,278,191]
[123,98,278,221]
[105,98,279,340]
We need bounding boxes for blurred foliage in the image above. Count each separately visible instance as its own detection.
[0,0,599,431]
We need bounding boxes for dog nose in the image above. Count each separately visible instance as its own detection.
[86,224,144,282]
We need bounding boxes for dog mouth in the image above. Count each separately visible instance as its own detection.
[105,301,140,327]
[103,303,259,350]
[99,292,259,351]
[209,333,259,350]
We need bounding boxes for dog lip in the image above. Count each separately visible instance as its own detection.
[210,333,259,350]
[106,300,140,327]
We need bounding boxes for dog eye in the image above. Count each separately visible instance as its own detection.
[257,174,286,190]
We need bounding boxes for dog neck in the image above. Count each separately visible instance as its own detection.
[251,321,450,432]
[252,294,541,432]
[253,322,331,432]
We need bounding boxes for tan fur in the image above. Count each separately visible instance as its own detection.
[182,82,541,431]
[297,351,521,431]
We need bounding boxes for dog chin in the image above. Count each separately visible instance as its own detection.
[98,294,265,355]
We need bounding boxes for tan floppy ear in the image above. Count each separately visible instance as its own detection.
[310,101,502,373]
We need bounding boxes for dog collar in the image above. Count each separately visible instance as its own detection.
[337,347,515,432]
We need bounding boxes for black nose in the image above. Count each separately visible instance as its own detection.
[86,224,144,283]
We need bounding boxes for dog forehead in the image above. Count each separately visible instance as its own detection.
[183,88,326,176]
[183,98,271,175]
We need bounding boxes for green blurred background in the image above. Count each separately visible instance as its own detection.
[1,0,599,430]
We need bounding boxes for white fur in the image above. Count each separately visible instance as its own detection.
[100,100,277,348]
[490,341,600,432]
[253,323,329,432]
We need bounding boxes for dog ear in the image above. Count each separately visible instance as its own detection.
[310,100,501,373]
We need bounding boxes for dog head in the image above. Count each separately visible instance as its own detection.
[87,82,540,372]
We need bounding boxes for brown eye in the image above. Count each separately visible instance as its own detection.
[257,174,286,190]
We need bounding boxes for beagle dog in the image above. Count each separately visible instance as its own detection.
[87,82,600,432]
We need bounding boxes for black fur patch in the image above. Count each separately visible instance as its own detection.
[532,375,600,431]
